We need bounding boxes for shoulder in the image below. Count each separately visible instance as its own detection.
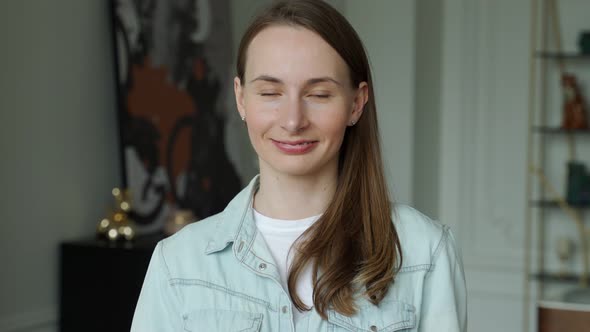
[392,204,451,270]
[155,211,227,275]
[160,212,218,250]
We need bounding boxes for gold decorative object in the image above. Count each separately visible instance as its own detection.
[556,236,574,277]
[97,188,136,241]
[531,166,589,287]
[164,209,197,236]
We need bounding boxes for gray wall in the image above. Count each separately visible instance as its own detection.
[0,1,120,331]
[346,0,417,206]
[413,0,443,218]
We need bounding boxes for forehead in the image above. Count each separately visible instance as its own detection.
[244,25,350,84]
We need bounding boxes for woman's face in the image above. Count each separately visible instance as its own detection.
[235,25,367,178]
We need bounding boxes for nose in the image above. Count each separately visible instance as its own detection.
[279,96,309,133]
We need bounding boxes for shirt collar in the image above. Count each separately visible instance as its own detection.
[204,175,260,254]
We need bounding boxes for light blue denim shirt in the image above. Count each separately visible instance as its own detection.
[131,176,467,331]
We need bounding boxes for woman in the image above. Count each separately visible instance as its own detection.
[131,1,467,331]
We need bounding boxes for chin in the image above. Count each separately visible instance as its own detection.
[270,162,319,177]
[256,147,338,178]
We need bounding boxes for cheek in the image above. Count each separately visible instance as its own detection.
[243,104,274,144]
[245,120,267,157]
[324,121,348,145]
[246,118,267,140]
[309,103,351,138]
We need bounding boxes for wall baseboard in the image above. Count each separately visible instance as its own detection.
[0,307,56,332]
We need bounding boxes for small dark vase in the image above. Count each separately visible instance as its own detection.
[579,31,590,55]
[566,161,590,206]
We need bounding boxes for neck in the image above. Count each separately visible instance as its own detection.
[254,166,338,220]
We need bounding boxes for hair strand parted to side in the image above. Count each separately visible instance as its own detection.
[237,0,402,319]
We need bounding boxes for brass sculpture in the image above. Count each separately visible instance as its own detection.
[97,188,136,241]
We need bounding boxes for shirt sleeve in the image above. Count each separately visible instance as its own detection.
[418,226,468,332]
[131,241,183,332]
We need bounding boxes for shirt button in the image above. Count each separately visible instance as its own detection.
[258,263,267,271]
[370,326,378,332]
[237,241,244,253]
[282,306,288,314]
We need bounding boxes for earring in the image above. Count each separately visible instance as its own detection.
[350,120,356,126]
[241,115,246,121]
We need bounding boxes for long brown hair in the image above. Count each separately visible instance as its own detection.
[236,0,402,319]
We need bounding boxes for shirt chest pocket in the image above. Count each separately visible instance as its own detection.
[183,309,263,332]
[327,300,416,332]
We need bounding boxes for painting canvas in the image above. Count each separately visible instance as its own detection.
[110,0,244,233]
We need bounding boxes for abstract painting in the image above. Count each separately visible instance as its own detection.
[110,0,243,233]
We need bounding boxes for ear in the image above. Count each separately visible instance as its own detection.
[234,76,246,119]
[350,81,369,124]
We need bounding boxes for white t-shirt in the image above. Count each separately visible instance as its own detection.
[253,209,320,324]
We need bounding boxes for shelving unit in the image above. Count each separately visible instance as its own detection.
[536,52,590,60]
[531,200,590,209]
[533,126,590,134]
[526,0,590,331]
[528,55,590,277]
[532,273,585,285]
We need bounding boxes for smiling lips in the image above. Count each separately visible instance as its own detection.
[271,139,319,154]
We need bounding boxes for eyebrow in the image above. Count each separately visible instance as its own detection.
[249,75,342,86]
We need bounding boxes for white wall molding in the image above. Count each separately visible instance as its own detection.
[440,0,530,264]
[439,0,471,237]
[466,268,527,298]
[439,0,531,331]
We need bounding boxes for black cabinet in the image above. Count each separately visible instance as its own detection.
[59,233,163,332]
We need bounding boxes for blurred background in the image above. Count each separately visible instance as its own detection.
[0,0,589,331]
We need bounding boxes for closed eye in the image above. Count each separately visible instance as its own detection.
[310,94,331,99]
[259,93,280,97]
